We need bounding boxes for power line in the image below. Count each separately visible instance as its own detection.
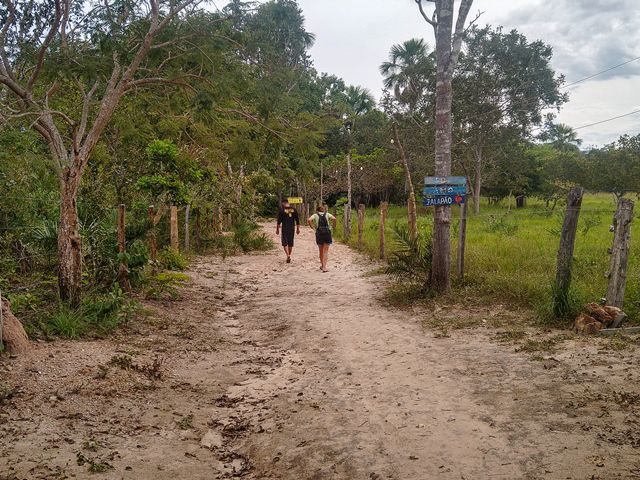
[563,56,640,89]
[574,109,640,131]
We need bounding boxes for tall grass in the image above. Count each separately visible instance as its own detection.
[336,193,639,322]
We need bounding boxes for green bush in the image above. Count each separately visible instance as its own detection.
[385,224,433,288]
[232,221,273,253]
[45,286,140,338]
[145,272,189,300]
[48,306,88,338]
[119,239,149,286]
[159,246,188,271]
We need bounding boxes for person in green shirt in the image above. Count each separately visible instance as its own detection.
[307,205,337,272]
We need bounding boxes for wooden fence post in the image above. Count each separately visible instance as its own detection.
[148,205,158,274]
[357,204,365,250]
[184,204,191,252]
[170,205,179,251]
[117,204,131,292]
[457,201,468,280]
[379,201,389,260]
[554,187,583,315]
[194,208,202,253]
[606,198,634,308]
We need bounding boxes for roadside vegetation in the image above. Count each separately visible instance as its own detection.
[341,193,639,323]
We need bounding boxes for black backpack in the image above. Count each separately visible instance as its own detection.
[317,212,330,232]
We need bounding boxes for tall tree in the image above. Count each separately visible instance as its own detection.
[415,0,474,293]
[342,85,376,237]
[380,40,434,241]
[454,26,567,212]
[0,0,204,306]
[380,38,434,111]
[541,122,582,152]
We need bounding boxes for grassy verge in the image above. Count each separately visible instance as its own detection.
[335,193,639,323]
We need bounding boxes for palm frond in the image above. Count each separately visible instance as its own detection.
[384,223,432,285]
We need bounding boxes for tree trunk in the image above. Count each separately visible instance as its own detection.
[392,122,417,240]
[473,148,482,215]
[432,68,454,291]
[344,152,352,240]
[421,0,473,293]
[58,173,82,307]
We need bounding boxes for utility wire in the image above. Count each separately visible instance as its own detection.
[574,109,640,131]
[563,56,640,89]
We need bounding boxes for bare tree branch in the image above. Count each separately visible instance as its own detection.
[415,0,437,28]
[464,9,483,34]
[77,79,99,147]
[448,0,474,77]
[60,0,71,51]
[0,0,18,84]
[27,0,63,91]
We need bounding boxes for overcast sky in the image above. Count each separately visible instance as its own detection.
[217,0,640,147]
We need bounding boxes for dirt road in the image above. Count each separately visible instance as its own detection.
[1,222,640,479]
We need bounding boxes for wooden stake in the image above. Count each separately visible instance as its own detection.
[457,201,468,280]
[216,207,223,232]
[194,208,202,253]
[344,152,352,240]
[357,204,365,250]
[184,204,191,252]
[148,206,158,275]
[392,121,417,241]
[379,201,389,260]
[554,187,583,312]
[117,204,131,292]
[170,205,179,251]
[606,198,634,308]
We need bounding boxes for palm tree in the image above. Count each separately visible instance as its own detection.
[545,123,582,152]
[380,38,434,109]
[344,85,376,116]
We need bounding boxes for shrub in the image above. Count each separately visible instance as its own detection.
[48,306,88,338]
[385,224,432,287]
[119,239,149,286]
[45,286,140,338]
[159,246,188,271]
[144,272,189,300]
[232,221,273,253]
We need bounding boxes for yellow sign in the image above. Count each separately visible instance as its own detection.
[287,197,303,204]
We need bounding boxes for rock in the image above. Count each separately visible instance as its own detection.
[1,296,29,355]
[200,430,223,449]
[574,313,603,334]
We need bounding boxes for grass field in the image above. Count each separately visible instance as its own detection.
[336,193,640,323]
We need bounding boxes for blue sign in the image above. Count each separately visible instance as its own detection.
[423,185,467,196]
[423,194,465,207]
[424,176,466,186]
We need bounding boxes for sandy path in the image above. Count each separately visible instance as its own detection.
[218,224,640,480]
[1,221,640,479]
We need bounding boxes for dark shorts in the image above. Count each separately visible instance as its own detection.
[281,229,295,247]
[316,229,333,245]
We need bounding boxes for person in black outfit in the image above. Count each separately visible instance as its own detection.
[276,201,300,263]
